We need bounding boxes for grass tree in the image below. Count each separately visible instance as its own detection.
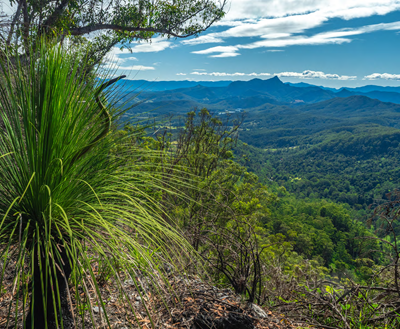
[0,41,187,328]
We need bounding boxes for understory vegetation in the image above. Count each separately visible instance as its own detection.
[115,109,400,328]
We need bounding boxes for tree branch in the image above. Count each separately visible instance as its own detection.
[6,0,23,46]
[69,23,207,38]
[41,0,71,34]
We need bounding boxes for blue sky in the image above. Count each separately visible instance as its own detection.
[3,0,400,87]
[106,0,400,88]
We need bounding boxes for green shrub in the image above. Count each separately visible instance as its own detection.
[0,40,187,328]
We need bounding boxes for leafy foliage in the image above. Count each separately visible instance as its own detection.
[236,124,400,225]
[119,110,381,303]
[2,0,226,66]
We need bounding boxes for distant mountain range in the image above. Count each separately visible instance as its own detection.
[119,76,400,118]
[287,81,400,94]
[237,94,400,147]
[116,79,232,92]
[116,76,400,150]
[118,77,400,103]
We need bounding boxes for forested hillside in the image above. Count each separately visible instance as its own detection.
[121,76,400,226]
[115,76,400,328]
[237,125,400,202]
[125,108,400,328]
[236,105,400,227]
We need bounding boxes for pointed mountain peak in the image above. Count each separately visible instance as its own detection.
[226,75,286,95]
[248,76,283,85]
[269,76,282,83]
[245,76,284,88]
[260,76,284,88]
[336,88,354,97]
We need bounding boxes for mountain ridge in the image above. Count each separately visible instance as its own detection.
[119,76,400,110]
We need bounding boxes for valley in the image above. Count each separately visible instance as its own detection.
[119,76,400,226]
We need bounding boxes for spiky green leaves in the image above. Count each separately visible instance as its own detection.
[0,40,189,328]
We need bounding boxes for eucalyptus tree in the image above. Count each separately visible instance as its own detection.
[0,40,188,328]
[2,0,226,65]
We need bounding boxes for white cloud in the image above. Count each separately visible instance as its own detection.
[118,65,155,71]
[191,71,270,77]
[191,72,208,76]
[106,47,138,65]
[239,35,350,49]
[249,73,271,76]
[190,13,326,46]
[364,73,400,80]
[276,70,357,80]
[192,20,400,56]
[192,46,240,58]
[192,46,239,54]
[314,21,400,39]
[176,73,187,76]
[182,35,225,46]
[219,14,327,39]
[129,37,175,53]
[224,0,400,21]
[211,52,241,58]
[192,1,400,45]
[103,47,154,71]
[266,49,284,52]
[187,0,400,59]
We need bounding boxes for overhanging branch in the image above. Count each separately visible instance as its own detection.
[69,23,208,38]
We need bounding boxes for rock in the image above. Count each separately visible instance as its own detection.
[93,306,104,314]
[163,262,174,273]
[192,311,255,329]
[250,303,268,319]
[123,279,134,287]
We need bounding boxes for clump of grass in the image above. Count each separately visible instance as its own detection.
[0,40,189,328]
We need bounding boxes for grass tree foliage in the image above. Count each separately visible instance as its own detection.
[0,41,187,328]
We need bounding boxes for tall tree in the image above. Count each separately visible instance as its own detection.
[2,0,226,64]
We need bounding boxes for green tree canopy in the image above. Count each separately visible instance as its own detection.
[2,0,226,63]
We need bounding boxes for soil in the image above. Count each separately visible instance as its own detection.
[0,257,307,329]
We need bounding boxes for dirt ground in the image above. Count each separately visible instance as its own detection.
[0,264,308,329]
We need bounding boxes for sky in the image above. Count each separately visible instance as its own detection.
[106,0,400,88]
[3,0,400,87]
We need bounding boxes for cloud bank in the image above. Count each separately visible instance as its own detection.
[185,0,400,57]
[190,20,400,57]
[364,73,400,80]
[223,0,400,22]
[189,71,270,77]
[176,70,356,80]
[276,70,357,80]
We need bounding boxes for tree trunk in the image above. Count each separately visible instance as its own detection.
[25,244,74,329]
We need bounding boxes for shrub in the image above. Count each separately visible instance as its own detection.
[0,40,187,328]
